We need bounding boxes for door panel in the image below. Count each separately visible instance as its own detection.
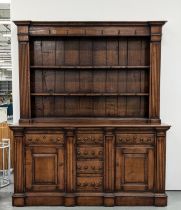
[116,146,154,191]
[25,146,64,192]
[33,154,57,184]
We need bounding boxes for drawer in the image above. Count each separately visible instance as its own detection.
[76,177,103,192]
[76,147,103,159]
[116,133,155,145]
[77,160,103,174]
[25,134,64,145]
[76,133,103,145]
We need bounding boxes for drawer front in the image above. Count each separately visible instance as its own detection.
[77,147,103,159]
[116,133,155,145]
[76,177,103,192]
[76,133,103,145]
[77,160,103,174]
[25,134,64,145]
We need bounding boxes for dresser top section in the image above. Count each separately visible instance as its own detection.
[14,21,167,26]
[14,21,166,37]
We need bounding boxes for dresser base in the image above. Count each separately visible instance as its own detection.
[13,192,167,207]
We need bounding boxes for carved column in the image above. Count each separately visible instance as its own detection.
[149,22,166,123]
[104,128,115,206]
[65,129,76,206]
[13,128,25,206]
[155,128,167,206]
[16,22,31,122]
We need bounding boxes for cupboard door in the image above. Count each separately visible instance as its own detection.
[25,146,64,192]
[115,146,154,191]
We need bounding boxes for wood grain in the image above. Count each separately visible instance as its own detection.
[11,21,170,207]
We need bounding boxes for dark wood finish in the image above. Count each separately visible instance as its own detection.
[11,21,170,207]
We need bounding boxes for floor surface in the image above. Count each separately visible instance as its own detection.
[0,179,181,210]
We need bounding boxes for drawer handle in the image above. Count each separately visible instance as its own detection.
[83,182,88,186]
[147,138,151,142]
[91,182,95,187]
[98,151,103,155]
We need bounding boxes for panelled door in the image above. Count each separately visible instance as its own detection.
[115,146,154,191]
[25,146,64,192]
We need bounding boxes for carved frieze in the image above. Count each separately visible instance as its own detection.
[25,134,64,145]
[76,177,103,191]
[77,161,103,174]
[76,134,103,145]
[116,134,155,145]
[76,147,103,159]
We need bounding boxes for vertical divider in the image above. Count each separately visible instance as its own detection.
[13,128,25,206]
[104,127,115,206]
[149,23,164,123]
[155,128,168,206]
[17,22,31,122]
[64,128,76,206]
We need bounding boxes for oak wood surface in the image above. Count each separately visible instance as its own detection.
[11,21,170,207]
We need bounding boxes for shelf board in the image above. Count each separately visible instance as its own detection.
[31,92,149,96]
[30,65,150,70]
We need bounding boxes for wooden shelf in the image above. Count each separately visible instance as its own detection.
[30,65,150,70]
[31,92,149,96]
